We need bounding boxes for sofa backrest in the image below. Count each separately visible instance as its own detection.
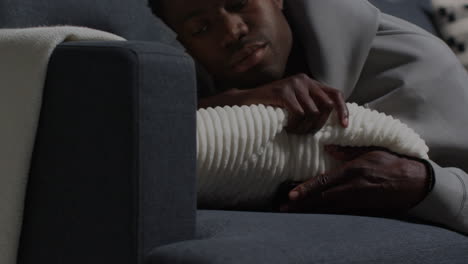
[0,0,179,45]
[369,0,438,35]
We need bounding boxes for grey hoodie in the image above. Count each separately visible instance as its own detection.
[286,0,468,234]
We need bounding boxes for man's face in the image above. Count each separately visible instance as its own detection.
[162,0,293,89]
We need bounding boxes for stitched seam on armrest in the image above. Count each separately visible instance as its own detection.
[130,48,142,264]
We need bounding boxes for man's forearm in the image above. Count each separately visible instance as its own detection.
[198,88,247,109]
[409,160,468,235]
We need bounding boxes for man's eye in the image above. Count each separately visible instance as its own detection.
[192,25,209,36]
[228,0,248,12]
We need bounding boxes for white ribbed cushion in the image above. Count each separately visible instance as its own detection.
[197,103,429,208]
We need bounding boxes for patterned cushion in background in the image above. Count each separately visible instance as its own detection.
[432,0,468,70]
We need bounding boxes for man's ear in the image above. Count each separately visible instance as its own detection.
[272,0,284,10]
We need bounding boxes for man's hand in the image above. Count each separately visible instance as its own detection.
[241,74,348,133]
[279,145,430,214]
[198,73,348,134]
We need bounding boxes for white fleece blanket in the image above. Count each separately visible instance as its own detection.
[0,26,124,264]
[197,103,429,208]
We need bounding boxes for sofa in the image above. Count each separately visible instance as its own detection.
[1,0,466,263]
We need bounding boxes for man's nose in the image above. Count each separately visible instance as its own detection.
[220,13,248,49]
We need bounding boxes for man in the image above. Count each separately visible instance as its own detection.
[148,0,468,234]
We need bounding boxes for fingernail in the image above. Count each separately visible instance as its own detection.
[343,117,349,127]
[289,191,300,201]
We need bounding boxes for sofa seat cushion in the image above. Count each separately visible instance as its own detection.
[148,210,468,264]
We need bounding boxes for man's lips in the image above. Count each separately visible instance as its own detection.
[230,42,269,72]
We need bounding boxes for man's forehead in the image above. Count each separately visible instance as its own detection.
[165,0,230,22]
[166,0,224,9]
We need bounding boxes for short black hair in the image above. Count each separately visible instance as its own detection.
[147,0,165,20]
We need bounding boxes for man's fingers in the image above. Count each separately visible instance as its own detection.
[281,184,351,213]
[281,77,348,134]
[310,109,330,134]
[321,182,387,211]
[307,85,336,133]
[294,88,321,134]
[282,180,381,213]
[322,86,349,128]
[324,145,385,162]
[295,86,320,117]
[291,84,335,134]
[289,146,383,201]
[282,92,305,132]
[283,91,305,116]
[289,168,347,201]
[320,184,353,205]
[309,86,334,114]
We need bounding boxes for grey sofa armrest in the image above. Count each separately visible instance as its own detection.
[17,41,197,264]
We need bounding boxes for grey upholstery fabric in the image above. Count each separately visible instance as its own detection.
[149,210,468,264]
[18,41,197,264]
[0,0,180,47]
[368,0,437,35]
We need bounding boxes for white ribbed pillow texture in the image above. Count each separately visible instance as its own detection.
[196,103,429,208]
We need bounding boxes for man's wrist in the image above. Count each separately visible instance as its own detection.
[391,149,436,198]
[419,158,436,194]
[392,151,436,208]
[407,156,436,204]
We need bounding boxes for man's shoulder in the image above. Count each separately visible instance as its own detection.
[377,13,439,41]
[374,13,456,64]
